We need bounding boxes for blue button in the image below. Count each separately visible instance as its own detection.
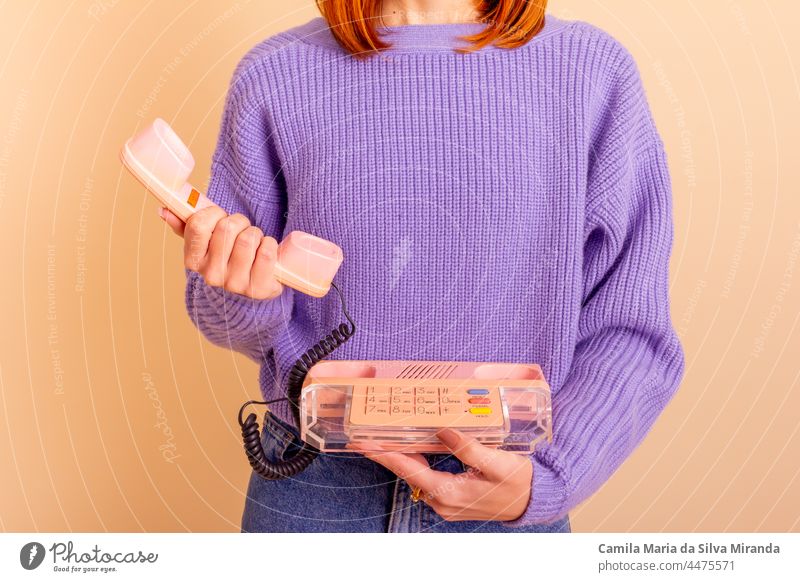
[467,389,489,395]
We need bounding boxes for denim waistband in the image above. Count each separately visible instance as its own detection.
[261,411,301,447]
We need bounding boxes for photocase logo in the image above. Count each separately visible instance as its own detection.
[20,542,46,570]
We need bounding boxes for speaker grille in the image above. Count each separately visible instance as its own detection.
[396,363,457,380]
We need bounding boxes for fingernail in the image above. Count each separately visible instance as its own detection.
[157,207,165,219]
[437,428,460,448]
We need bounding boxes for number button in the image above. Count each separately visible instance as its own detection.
[441,395,462,404]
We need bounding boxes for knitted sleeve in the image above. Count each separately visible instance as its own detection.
[185,62,293,363]
[507,42,685,525]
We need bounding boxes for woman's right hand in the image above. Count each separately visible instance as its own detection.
[159,207,284,300]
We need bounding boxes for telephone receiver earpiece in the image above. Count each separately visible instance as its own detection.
[120,118,342,298]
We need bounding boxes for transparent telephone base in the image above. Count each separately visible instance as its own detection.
[299,361,552,454]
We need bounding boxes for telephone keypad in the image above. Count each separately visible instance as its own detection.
[349,385,505,428]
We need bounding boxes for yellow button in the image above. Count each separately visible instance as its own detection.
[469,407,492,415]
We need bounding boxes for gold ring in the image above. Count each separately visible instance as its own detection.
[410,486,423,503]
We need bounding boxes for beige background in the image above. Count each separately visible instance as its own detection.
[1,0,798,532]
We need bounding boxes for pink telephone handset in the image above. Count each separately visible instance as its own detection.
[119,118,342,298]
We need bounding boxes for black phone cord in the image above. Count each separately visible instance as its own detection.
[238,282,356,480]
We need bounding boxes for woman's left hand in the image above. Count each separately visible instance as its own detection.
[353,428,533,522]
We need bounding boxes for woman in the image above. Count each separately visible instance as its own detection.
[161,0,685,532]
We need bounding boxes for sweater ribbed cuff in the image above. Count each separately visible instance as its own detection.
[186,270,291,336]
[503,457,568,527]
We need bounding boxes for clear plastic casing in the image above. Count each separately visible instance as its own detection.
[300,361,552,453]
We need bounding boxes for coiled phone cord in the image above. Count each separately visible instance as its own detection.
[238,282,356,480]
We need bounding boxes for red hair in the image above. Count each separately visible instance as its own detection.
[315,0,548,57]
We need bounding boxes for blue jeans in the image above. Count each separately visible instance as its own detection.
[241,413,571,533]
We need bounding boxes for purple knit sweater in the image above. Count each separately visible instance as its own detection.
[185,15,685,525]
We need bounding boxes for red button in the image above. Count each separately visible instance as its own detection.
[468,397,491,404]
